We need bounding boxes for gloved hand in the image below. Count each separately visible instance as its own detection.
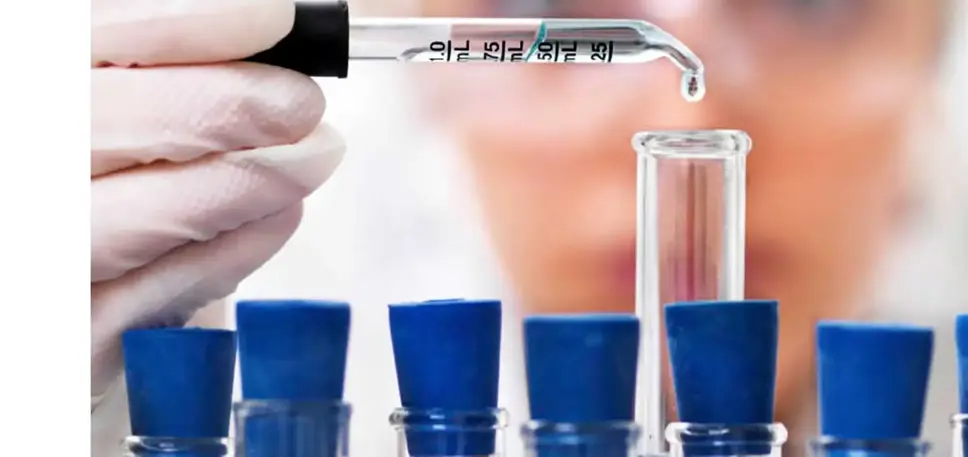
[91,0,345,409]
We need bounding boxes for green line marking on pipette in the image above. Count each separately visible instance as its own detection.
[524,22,547,61]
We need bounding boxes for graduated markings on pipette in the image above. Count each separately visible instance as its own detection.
[425,39,704,102]
[522,22,547,61]
[421,39,704,103]
[425,39,617,63]
[422,38,704,103]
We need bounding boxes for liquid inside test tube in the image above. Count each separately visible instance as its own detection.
[349,18,705,101]
[633,130,751,455]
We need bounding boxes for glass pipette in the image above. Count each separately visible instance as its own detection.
[244,1,706,101]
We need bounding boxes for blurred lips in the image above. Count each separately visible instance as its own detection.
[743,244,784,301]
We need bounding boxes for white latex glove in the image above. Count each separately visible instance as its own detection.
[91,0,345,409]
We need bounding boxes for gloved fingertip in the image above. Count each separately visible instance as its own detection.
[310,122,348,188]
[223,122,346,195]
[318,122,346,163]
[219,62,328,145]
[291,72,328,140]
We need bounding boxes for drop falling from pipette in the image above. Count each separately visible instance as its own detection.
[683,72,705,102]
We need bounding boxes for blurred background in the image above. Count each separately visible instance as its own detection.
[203,0,966,456]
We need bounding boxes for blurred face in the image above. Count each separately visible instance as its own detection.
[411,0,946,424]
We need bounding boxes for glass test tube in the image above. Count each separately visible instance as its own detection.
[123,436,230,457]
[954,414,967,457]
[633,130,752,455]
[522,421,641,457]
[233,400,352,457]
[390,408,509,457]
[666,423,787,457]
[809,438,931,457]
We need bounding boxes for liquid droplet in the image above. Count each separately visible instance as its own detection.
[682,72,706,102]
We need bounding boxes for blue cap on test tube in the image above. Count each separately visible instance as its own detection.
[813,322,933,457]
[523,314,640,457]
[665,300,780,457]
[389,298,502,457]
[235,300,352,457]
[122,328,236,456]
[817,322,933,440]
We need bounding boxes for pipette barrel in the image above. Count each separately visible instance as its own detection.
[242,1,705,100]
[632,130,751,455]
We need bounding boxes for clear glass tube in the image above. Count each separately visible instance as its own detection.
[521,421,641,457]
[123,436,230,456]
[954,414,967,457]
[233,400,352,457]
[390,408,509,457]
[666,423,787,457]
[632,130,752,455]
[809,438,931,457]
[349,18,704,101]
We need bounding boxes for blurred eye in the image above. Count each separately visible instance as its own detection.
[769,0,872,29]
[725,0,878,46]
[491,0,641,18]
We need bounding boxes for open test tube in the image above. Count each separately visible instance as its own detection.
[632,130,751,455]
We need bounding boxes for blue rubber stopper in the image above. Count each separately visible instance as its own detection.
[666,300,779,424]
[524,314,639,457]
[524,314,639,421]
[122,328,236,439]
[389,298,502,457]
[235,300,351,457]
[236,299,351,400]
[817,322,934,440]
[958,314,967,414]
[665,300,779,457]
